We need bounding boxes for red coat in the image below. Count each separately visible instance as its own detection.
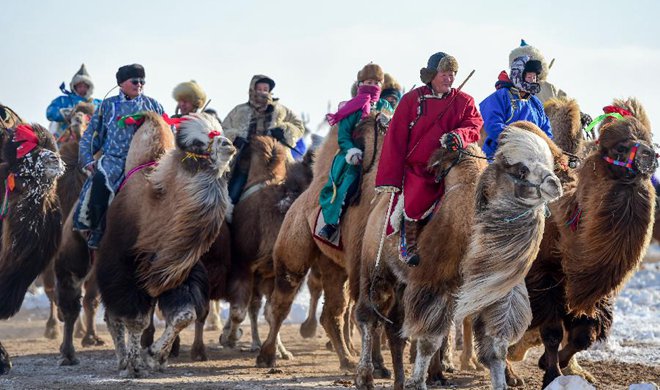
[375,86,483,220]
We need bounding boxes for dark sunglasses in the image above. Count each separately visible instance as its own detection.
[130,78,146,86]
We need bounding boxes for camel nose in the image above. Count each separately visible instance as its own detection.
[219,136,232,147]
[634,144,658,175]
[540,174,563,201]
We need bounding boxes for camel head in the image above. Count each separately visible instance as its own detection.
[544,97,583,156]
[427,142,488,184]
[495,126,563,206]
[0,124,64,196]
[65,102,94,142]
[597,116,657,181]
[176,112,236,175]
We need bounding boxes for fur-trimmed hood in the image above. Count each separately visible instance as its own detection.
[70,64,94,99]
[509,40,549,82]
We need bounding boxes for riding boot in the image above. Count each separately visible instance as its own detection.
[403,219,421,266]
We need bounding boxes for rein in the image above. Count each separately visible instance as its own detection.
[362,118,382,174]
[602,142,639,172]
[117,161,157,192]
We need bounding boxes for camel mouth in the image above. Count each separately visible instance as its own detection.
[39,150,65,179]
[539,174,563,202]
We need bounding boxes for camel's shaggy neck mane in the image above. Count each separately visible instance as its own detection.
[136,148,230,297]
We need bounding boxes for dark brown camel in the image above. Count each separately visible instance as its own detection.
[0,120,63,375]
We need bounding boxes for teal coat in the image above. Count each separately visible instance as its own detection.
[319,99,392,225]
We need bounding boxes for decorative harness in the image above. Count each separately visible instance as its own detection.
[1,125,40,219]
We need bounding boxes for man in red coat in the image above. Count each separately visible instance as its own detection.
[375,52,483,266]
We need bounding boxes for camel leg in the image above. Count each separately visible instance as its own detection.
[140,311,156,349]
[439,326,456,373]
[318,255,356,371]
[343,301,358,356]
[383,292,406,390]
[405,336,443,390]
[148,263,207,370]
[122,314,152,378]
[42,264,60,340]
[81,275,105,347]
[248,277,263,351]
[505,329,540,387]
[105,312,128,372]
[556,319,601,384]
[460,317,482,371]
[205,300,222,331]
[255,261,309,368]
[0,342,11,375]
[220,303,246,348]
[472,316,509,390]
[300,262,322,339]
[538,320,564,388]
[55,230,90,366]
[74,316,85,339]
[190,308,209,361]
[354,315,378,390]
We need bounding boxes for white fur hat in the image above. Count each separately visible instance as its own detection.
[70,64,94,99]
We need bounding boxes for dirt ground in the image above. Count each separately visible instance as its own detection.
[0,308,658,390]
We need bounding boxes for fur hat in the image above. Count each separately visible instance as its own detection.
[381,73,403,102]
[420,52,459,85]
[172,80,207,109]
[357,63,384,83]
[116,64,145,85]
[350,81,359,98]
[509,39,549,81]
[70,64,94,99]
[253,75,275,91]
[523,59,543,76]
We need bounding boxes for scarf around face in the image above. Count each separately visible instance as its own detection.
[249,90,274,111]
[510,56,541,95]
[326,84,381,126]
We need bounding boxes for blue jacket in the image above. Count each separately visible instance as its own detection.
[480,88,552,159]
[78,91,164,190]
[46,92,101,132]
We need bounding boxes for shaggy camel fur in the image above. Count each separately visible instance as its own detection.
[257,113,387,373]
[355,142,487,390]
[95,113,235,377]
[506,99,656,388]
[0,122,64,374]
[222,135,314,359]
[453,127,562,390]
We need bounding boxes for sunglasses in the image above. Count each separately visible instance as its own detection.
[130,78,146,86]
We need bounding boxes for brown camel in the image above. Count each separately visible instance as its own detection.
[0,121,64,375]
[256,111,388,373]
[42,102,98,342]
[506,98,656,388]
[95,112,235,377]
[222,135,314,358]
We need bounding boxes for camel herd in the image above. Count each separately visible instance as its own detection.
[0,96,656,390]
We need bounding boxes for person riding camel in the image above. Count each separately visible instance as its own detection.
[222,74,305,204]
[375,52,483,266]
[316,63,394,241]
[46,64,101,140]
[381,73,403,109]
[172,80,208,118]
[73,63,165,249]
[480,54,553,159]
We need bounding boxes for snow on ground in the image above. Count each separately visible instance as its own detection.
[21,253,659,365]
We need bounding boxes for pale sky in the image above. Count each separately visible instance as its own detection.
[2,0,659,142]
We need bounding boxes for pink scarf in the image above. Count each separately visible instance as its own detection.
[326,84,381,126]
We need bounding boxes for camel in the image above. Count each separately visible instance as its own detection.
[95,112,235,377]
[0,121,64,374]
[505,98,657,388]
[256,111,389,373]
[221,135,314,358]
[452,127,563,390]
[42,102,96,342]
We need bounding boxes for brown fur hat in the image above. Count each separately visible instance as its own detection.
[357,63,384,83]
[420,52,459,85]
[172,80,207,109]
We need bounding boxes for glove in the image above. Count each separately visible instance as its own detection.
[233,136,249,149]
[345,148,363,165]
[269,127,286,143]
[376,113,391,128]
[59,107,73,120]
[441,132,463,152]
[375,186,400,193]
